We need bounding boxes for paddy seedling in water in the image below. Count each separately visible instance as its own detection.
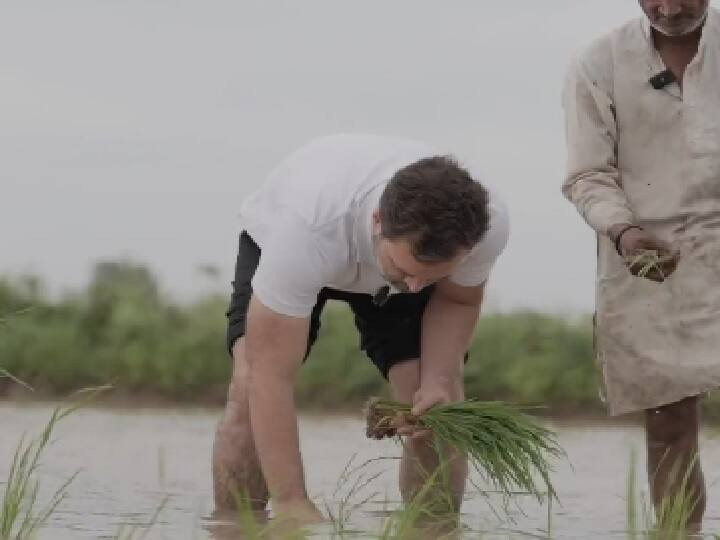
[0,384,110,540]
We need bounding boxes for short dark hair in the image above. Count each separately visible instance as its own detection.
[379,156,490,262]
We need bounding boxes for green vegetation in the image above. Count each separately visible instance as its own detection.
[0,264,230,402]
[0,258,676,415]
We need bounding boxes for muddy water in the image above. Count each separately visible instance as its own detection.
[1,403,719,539]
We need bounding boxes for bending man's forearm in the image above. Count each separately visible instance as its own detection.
[244,296,312,505]
[249,371,307,503]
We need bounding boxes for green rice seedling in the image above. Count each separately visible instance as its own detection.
[1,385,111,540]
[653,455,701,538]
[0,426,76,540]
[324,454,384,537]
[625,249,677,281]
[230,489,310,540]
[625,447,705,539]
[366,398,564,504]
[626,250,663,279]
[377,461,461,540]
[233,489,266,540]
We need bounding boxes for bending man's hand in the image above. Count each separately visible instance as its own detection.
[395,381,454,440]
[411,382,452,417]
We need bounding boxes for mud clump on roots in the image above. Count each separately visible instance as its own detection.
[364,397,419,440]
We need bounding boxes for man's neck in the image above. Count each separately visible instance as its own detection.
[652,26,703,52]
[651,24,704,86]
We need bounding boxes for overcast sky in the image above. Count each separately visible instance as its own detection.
[2,1,717,312]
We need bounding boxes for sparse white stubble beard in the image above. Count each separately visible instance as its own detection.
[650,10,707,36]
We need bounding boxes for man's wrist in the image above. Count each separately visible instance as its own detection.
[608,223,642,256]
[419,372,461,394]
[608,222,635,241]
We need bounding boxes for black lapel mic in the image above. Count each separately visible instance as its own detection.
[649,69,676,89]
[372,285,390,307]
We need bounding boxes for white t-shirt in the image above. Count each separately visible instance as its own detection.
[240,134,509,317]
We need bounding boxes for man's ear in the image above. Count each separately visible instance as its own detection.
[372,210,382,236]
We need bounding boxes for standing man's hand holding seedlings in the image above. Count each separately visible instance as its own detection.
[609,223,679,282]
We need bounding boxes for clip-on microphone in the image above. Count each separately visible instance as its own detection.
[649,69,676,89]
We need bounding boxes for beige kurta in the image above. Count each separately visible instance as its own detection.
[563,9,720,415]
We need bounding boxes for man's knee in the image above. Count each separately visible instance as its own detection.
[387,358,464,403]
[388,359,422,402]
[646,396,700,446]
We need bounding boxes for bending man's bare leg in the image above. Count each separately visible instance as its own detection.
[388,360,468,512]
[645,395,706,532]
[212,338,268,511]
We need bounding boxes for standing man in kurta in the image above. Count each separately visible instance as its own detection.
[563,0,719,531]
[213,134,509,524]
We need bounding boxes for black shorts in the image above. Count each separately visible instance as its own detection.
[225,231,435,379]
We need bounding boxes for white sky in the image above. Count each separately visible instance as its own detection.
[2,1,717,312]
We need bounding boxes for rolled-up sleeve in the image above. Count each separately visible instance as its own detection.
[562,52,634,235]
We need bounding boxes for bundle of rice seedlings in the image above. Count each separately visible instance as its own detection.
[625,249,676,281]
[365,397,564,502]
[626,249,662,278]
